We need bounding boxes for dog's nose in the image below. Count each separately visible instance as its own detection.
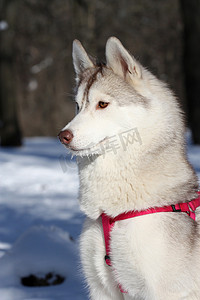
[58,129,73,145]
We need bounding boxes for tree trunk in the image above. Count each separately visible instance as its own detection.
[0,0,22,147]
[180,0,200,144]
[70,0,96,52]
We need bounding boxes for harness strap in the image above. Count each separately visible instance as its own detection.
[101,212,127,293]
[101,191,200,293]
[101,213,115,266]
[112,195,200,223]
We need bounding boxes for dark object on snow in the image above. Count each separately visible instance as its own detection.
[21,272,65,287]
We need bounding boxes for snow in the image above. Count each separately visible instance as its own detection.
[0,135,199,300]
[28,79,38,92]
[31,57,53,74]
[0,138,87,300]
[0,21,8,31]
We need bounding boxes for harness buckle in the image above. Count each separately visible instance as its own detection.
[105,255,111,266]
[171,204,181,212]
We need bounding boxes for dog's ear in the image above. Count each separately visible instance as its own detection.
[72,40,94,78]
[106,37,142,81]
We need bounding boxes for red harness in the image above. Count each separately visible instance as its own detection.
[101,191,200,293]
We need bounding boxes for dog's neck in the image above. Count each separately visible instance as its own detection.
[77,143,198,220]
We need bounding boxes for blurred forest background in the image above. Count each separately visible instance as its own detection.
[0,0,200,146]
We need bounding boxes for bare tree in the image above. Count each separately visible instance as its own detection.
[0,0,186,138]
[0,0,22,146]
[180,0,200,144]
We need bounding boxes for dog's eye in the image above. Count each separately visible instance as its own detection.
[98,101,109,109]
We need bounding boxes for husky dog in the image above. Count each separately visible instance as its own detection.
[59,37,200,300]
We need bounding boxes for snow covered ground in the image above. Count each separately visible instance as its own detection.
[0,138,87,300]
[0,135,199,300]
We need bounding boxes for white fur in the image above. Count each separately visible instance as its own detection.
[61,37,200,299]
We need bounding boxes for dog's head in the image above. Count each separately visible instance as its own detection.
[59,37,183,157]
